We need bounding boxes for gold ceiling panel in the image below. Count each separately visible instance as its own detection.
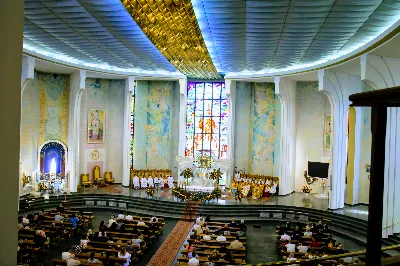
[121,0,221,79]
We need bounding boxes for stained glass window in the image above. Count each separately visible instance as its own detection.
[185,82,228,159]
[130,91,135,168]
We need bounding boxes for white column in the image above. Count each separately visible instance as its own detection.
[20,56,35,196]
[0,1,24,263]
[178,78,187,157]
[122,76,135,186]
[319,70,361,209]
[68,70,86,192]
[274,77,296,195]
[225,79,236,186]
[362,54,400,237]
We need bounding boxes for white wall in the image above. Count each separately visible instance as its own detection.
[295,81,330,192]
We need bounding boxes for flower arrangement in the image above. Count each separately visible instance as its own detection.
[146,187,155,197]
[209,168,223,186]
[302,186,312,193]
[22,174,29,187]
[180,168,194,179]
[172,187,221,202]
[38,182,47,192]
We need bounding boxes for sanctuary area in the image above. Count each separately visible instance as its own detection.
[2,0,400,265]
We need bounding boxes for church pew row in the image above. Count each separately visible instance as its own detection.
[51,259,101,266]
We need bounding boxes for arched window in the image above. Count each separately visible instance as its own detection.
[185,82,228,159]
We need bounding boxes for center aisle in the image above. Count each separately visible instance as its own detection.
[147,201,199,266]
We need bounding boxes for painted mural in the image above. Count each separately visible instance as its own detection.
[251,83,278,175]
[88,109,105,143]
[145,81,172,168]
[39,72,69,145]
[324,114,332,151]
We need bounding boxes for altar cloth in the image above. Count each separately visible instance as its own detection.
[186,186,215,193]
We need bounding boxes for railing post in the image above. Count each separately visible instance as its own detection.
[365,104,387,265]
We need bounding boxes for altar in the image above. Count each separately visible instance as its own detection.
[186,186,215,193]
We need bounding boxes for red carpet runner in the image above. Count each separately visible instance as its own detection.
[146,201,200,266]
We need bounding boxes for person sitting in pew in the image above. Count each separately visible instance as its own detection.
[280,231,291,241]
[304,228,313,237]
[228,218,237,227]
[150,215,158,223]
[80,235,90,248]
[18,217,24,230]
[229,236,244,249]
[66,254,80,266]
[99,221,107,232]
[87,252,100,264]
[286,253,297,266]
[56,202,65,213]
[118,248,131,266]
[70,214,79,229]
[208,249,220,261]
[54,212,64,222]
[117,211,125,220]
[31,215,40,227]
[223,250,234,264]
[216,232,227,242]
[221,224,231,236]
[34,230,45,250]
[61,247,72,260]
[297,242,308,253]
[203,232,212,241]
[137,218,147,227]
[120,223,127,233]
[126,240,135,253]
[188,251,200,266]
[125,214,133,221]
[285,240,296,252]
[132,234,144,248]
[284,222,292,232]
[109,222,118,232]
[309,237,321,248]
[107,216,116,228]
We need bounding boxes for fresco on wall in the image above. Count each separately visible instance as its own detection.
[144,81,172,168]
[39,72,69,144]
[324,114,332,151]
[251,83,277,175]
[88,109,105,143]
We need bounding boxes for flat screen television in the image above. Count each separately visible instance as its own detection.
[308,161,329,178]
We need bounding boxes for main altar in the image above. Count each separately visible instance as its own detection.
[175,155,232,201]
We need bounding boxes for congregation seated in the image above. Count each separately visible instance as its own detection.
[229,236,244,249]
[87,252,100,264]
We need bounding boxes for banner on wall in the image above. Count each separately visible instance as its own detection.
[88,109,105,143]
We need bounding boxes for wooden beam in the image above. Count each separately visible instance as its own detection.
[365,104,387,266]
[349,86,400,107]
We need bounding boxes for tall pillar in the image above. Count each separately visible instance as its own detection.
[0,0,24,264]
[352,107,363,205]
[274,77,296,195]
[319,70,361,209]
[225,79,236,186]
[178,78,187,157]
[122,77,135,186]
[362,54,400,237]
[20,56,35,196]
[67,70,86,192]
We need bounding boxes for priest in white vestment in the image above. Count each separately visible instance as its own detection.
[148,176,154,188]
[167,175,174,188]
[133,175,140,190]
[140,177,148,189]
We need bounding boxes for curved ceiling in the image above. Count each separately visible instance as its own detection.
[23,0,400,78]
[23,0,179,75]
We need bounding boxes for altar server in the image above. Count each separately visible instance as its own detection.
[168,175,174,188]
[140,177,148,189]
[154,176,160,189]
[133,175,140,190]
[270,182,277,196]
[148,176,154,188]
[54,178,61,191]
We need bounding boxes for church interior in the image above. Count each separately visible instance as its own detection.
[2,0,400,265]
